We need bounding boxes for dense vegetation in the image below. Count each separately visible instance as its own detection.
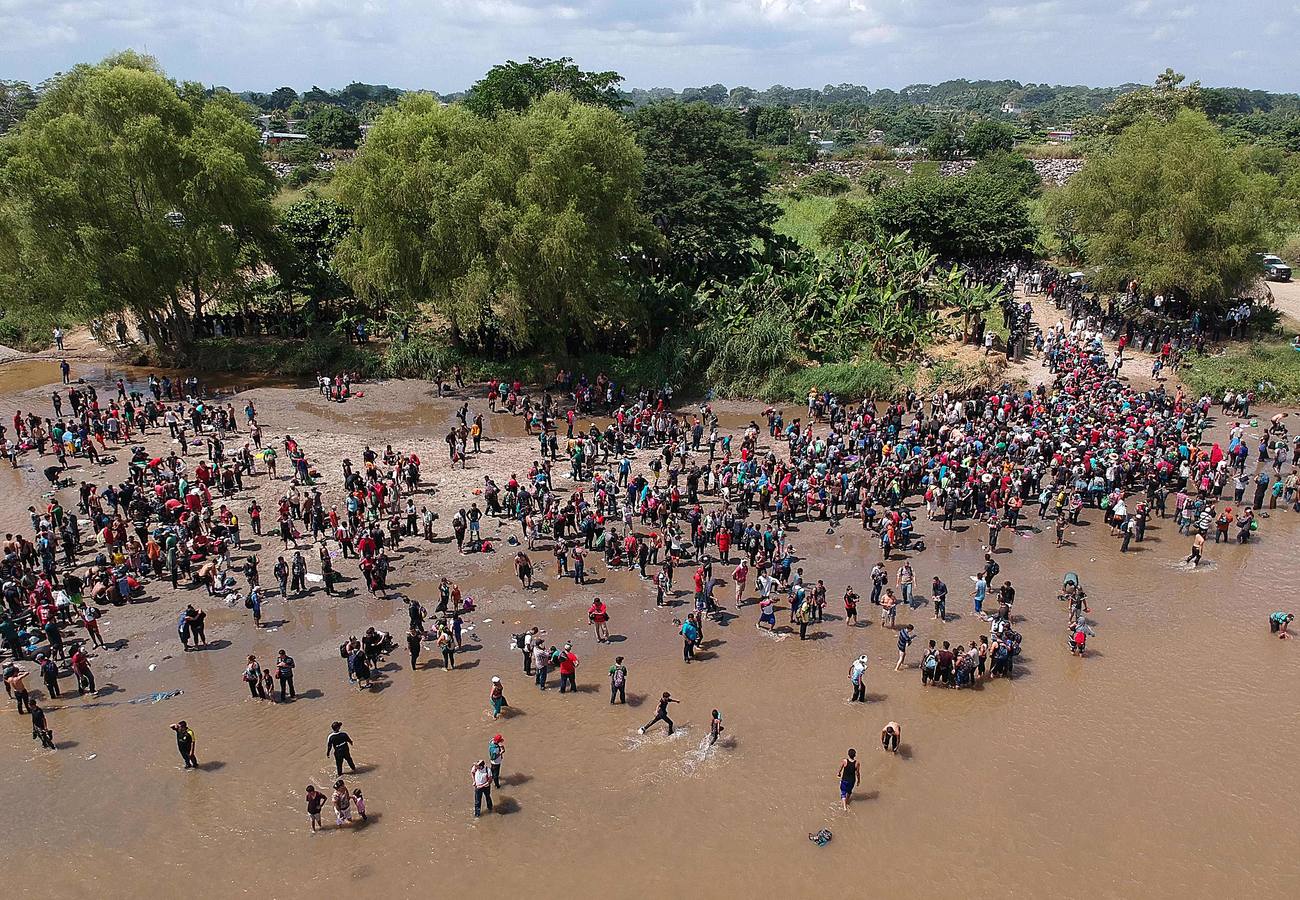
[4,55,1300,398]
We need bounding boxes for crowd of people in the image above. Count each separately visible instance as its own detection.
[3,275,1296,821]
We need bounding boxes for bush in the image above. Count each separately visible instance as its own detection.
[184,336,380,378]
[800,170,852,197]
[0,315,46,351]
[1281,233,1300,267]
[1180,342,1300,400]
[756,359,904,402]
[857,167,899,195]
[286,165,319,187]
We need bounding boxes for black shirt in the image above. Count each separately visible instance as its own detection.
[326,731,352,755]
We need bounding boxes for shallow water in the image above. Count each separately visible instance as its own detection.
[1,364,1298,899]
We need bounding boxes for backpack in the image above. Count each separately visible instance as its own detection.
[612,666,625,687]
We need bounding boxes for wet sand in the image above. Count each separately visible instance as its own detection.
[1,358,1299,899]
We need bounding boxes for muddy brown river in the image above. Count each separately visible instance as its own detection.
[1,357,1297,899]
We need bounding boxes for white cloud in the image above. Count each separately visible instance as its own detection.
[0,0,1294,92]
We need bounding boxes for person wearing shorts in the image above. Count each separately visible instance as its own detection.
[838,749,860,810]
[758,596,776,630]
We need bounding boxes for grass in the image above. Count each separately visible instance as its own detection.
[982,307,1009,344]
[271,180,338,210]
[1180,342,1300,401]
[773,195,838,252]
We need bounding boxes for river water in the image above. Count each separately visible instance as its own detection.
[1,360,1297,899]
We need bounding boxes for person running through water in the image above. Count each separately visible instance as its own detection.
[709,709,725,747]
[326,721,357,776]
[640,692,679,735]
[171,720,198,768]
[838,748,860,810]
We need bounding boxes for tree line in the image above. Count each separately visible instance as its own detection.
[1,53,1297,382]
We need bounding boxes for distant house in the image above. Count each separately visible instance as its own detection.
[262,131,310,147]
[1046,129,1076,143]
[867,129,885,144]
[1001,101,1024,115]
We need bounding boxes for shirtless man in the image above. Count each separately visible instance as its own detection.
[881,721,901,753]
[6,665,32,713]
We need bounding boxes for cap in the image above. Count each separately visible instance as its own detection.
[493,734,503,742]
[491,676,501,683]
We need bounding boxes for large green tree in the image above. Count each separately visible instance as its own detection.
[1101,68,1205,134]
[630,102,776,285]
[963,120,1016,158]
[304,106,360,149]
[333,92,648,348]
[0,80,39,135]
[820,173,1035,261]
[277,195,352,305]
[1053,109,1279,306]
[464,57,625,117]
[0,52,276,348]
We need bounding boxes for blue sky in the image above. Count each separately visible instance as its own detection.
[2,0,1297,93]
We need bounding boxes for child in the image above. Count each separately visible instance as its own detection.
[352,787,368,821]
[305,785,325,832]
[262,668,276,702]
[709,709,724,746]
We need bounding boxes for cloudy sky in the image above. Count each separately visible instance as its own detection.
[2,0,1297,94]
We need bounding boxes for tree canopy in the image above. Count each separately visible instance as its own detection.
[1052,109,1281,307]
[1100,68,1205,134]
[464,57,625,118]
[630,102,776,285]
[0,52,276,347]
[963,119,1017,158]
[277,195,352,305]
[820,173,1035,261]
[333,92,648,349]
[304,106,360,149]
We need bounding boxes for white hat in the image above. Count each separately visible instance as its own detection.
[491,676,501,683]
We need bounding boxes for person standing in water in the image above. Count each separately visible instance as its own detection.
[489,676,507,718]
[171,721,198,768]
[326,721,356,776]
[849,654,868,702]
[305,785,326,832]
[608,656,628,704]
[838,749,860,810]
[471,760,494,818]
[488,733,505,788]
